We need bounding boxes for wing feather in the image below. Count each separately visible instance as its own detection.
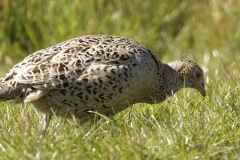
[2,35,147,90]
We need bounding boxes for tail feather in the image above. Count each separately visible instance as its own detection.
[0,84,24,102]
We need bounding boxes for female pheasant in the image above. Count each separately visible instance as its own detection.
[0,35,206,130]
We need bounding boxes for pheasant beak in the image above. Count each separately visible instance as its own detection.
[196,83,206,97]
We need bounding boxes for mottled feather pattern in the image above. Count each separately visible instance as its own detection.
[0,35,205,130]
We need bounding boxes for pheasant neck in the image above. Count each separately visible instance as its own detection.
[162,63,184,99]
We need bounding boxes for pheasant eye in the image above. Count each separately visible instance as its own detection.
[196,72,201,79]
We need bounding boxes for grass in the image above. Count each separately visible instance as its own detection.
[0,0,240,159]
[0,69,239,159]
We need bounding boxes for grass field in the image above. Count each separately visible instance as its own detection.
[0,0,240,159]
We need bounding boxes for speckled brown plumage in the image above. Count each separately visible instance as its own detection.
[0,35,206,130]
